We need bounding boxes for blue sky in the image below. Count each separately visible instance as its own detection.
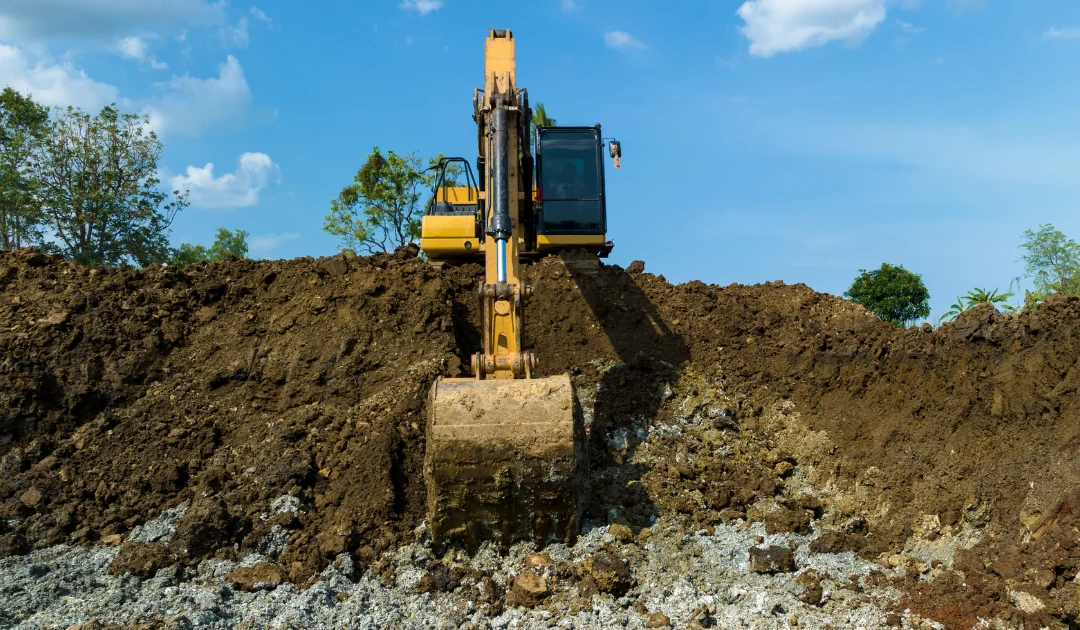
[2,0,1080,321]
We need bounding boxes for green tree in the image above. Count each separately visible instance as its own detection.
[325,147,440,254]
[34,104,187,267]
[1018,223,1080,307]
[844,263,931,327]
[170,228,249,266]
[208,227,248,260]
[530,102,556,152]
[0,88,49,250]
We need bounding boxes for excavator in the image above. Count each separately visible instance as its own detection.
[420,29,621,551]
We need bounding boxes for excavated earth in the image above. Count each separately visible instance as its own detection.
[1,246,1080,629]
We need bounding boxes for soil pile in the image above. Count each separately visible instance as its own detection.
[0,247,466,582]
[2,247,1080,628]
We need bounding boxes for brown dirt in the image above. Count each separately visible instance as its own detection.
[2,247,1080,628]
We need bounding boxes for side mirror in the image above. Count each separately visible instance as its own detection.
[608,140,622,158]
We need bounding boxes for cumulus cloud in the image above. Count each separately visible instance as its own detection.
[0,43,123,110]
[249,231,299,257]
[604,30,646,51]
[116,35,168,69]
[1044,27,1080,40]
[400,0,443,16]
[736,0,886,57]
[116,35,147,59]
[0,0,222,42]
[168,152,280,209]
[144,55,252,136]
[560,0,580,11]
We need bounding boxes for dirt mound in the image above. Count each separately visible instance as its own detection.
[2,248,1080,628]
[0,247,467,581]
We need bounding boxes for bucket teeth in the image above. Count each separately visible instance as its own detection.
[425,374,586,551]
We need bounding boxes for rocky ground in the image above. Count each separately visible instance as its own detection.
[2,247,1079,628]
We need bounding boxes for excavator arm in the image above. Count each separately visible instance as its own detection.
[424,29,586,551]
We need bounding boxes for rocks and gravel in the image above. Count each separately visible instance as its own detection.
[0,516,934,630]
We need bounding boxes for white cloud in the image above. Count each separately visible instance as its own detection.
[400,0,443,16]
[604,30,646,51]
[1044,27,1080,40]
[0,0,222,42]
[249,7,271,24]
[0,43,123,110]
[249,232,299,257]
[560,0,580,11]
[116,35,147,59]
[144,55,252,136]
[115,35,168,70]
[897,20,925,34]
[223,17,250,48]
[221,7,274,49]
[736,0,886,57]
[169,152,280,209]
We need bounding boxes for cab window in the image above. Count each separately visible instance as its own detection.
[537,130,604,234]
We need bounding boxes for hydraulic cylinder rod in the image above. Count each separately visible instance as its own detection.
[490,105,512,283]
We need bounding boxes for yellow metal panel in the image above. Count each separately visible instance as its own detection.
[537,234,607,250]
[436,186,478,204]
[422,215,476,239]
[420,237,484,258]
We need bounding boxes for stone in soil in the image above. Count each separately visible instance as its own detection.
[505,571,549,608]
[749,545,797,574]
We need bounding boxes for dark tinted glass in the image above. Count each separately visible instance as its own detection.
[540,132,599,201]
[541,200,602,232]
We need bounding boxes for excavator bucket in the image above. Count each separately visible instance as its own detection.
[425,374,586,551]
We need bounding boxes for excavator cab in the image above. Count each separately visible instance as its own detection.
[420,126,613,262]
[535,126,607,237]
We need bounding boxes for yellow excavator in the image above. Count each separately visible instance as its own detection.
[421,29,620,551]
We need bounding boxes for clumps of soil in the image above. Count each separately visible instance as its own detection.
[0,246,468,582]
[748,545,797,574]
[3,246,1080,628]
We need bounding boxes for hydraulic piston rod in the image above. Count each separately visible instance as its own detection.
[490,104,511,284]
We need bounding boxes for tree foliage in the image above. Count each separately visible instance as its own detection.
[937,296,967,324]
[1019,223,1080,307]
[34,104,187,267]
[0,87,49,250]
[844,263,931,327]
[170,228,249,266]
[530,103,556,152]
[937,287,1015,323]
[324,147,441,254]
